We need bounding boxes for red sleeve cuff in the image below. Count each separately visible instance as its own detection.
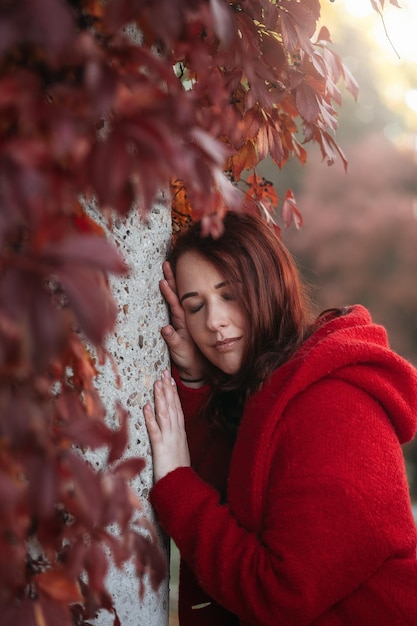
[149,467,220,553]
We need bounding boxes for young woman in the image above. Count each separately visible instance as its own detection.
[143,210,417,626]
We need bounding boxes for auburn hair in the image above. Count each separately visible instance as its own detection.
[169,210,316,435]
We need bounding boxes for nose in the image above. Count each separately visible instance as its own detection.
[206,302,227,331]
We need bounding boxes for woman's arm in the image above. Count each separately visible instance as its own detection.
[147,378,411,625]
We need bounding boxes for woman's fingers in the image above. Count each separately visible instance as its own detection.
[160,324,181,350]
[153,379,170,427]
[160,262,206,376]
[162,261,177,293]
[160,263,188,331]
[143,402,161,442]
[159,276,178,307]
[143,370,190,483]
[160,278,185,327]
[159,370,182,426]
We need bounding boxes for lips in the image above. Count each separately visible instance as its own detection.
[213,337,242,352]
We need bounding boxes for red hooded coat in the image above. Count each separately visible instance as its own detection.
[150,305,417,625]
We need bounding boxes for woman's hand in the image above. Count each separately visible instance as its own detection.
[143,370,191,483]
[160,261,205,381]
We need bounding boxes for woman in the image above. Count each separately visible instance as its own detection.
[143,210,417,626]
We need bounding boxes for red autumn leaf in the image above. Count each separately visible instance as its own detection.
[42,235,127,275]
[133,533,167,596]
[107,403,129,464]
[171,179,193,222]
[103,0,138,33]
[99,530,126,570]
[29,282,69,370]
[316,25,332,44]
[1,598,38,626]
[313,127,348,171]
[55,264,118,345]
[37,592,74,626]
[301,0,321,21]
[281,0,318,40]
[61,407,112,451]
[191,128,230,167]
[267,123,284,166]
[90,132,132,209]
[371,0,400,10]
[0,0,75,59]
[279,2,315,53]
[209,0,234,44]
[198,209,226,239]
[84,61,119,117]
[229,141,258,180]
[59,450,103,526]
[24,453,59,519]
[84,541,109,592]
[113,457,146,480]
[60,536,89,581]
[100,473,135,530]
[260,32,286,72]
[317,45,359,100]
[242,107,264,141]
[36,569,83,604]
[72,204,106,237]
[282,188,303,230]
[255,125,269,162]
[245,174,279,227]
[136,0,185,42]
[234,11,263,63]
[295,80,320,123]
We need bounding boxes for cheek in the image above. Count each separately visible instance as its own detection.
[185,315,204,345]
[235,306,248,332]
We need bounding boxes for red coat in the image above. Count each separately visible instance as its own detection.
[150,305,417,625]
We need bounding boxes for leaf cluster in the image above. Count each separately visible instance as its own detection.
[164,0,360,230]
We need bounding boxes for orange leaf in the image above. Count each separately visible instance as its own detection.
[171,178,194,235]
[246,174,279,209]
[72,201,106,237]
[36,569,83,605]
[230,141,257,180]
[282,188,303,229]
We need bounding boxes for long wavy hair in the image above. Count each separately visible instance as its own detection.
[169,210,316,435]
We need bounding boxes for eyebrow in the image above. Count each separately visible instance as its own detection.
[180,281,227,304]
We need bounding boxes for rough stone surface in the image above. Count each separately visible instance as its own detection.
[87,196,172,625]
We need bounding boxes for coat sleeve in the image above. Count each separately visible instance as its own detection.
[150,379,416,625]
[172,367,210,422]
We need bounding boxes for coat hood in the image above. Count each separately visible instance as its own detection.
[282,304,417,444]
[235,304,417,530]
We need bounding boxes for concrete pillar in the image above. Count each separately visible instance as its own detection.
[86,195,172,625]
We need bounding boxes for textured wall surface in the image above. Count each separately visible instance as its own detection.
[88,196,172,625]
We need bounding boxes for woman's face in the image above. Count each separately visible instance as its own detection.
[176,251,247,375]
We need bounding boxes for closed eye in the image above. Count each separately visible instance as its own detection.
[188,302,204,314]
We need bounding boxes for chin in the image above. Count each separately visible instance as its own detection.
[220,363,241,376]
